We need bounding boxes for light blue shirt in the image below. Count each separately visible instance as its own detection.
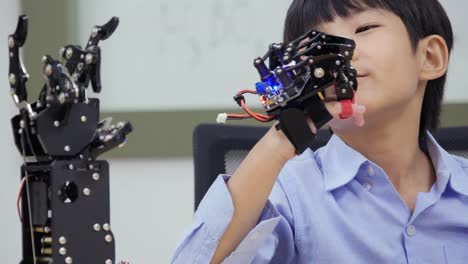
[171,133,468,263]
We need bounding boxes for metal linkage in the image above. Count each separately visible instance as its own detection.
[8,15,133,264]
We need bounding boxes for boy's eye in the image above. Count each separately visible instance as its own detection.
[355,25,379,34]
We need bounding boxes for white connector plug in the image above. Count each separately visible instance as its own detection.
[216,113,228,123]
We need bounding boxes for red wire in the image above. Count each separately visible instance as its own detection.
[227,113,251,118]
[17,176,30,222]
[226,89,276,122]
[241,100,275,122]
[238,89,257,95]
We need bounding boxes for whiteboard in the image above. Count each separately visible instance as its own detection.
[73,0,468,111]
[74,0,290,111]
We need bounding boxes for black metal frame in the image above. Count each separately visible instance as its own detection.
[9,15,133,264]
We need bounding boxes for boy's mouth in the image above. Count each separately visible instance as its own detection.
[357,72,368,78]
[357,74,369,80]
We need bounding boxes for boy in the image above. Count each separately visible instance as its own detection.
[172,0,467,263]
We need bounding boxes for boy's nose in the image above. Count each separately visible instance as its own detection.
[352,49,360,61]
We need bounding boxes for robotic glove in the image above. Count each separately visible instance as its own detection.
[222,29,357,154]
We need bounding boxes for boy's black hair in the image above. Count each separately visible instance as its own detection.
[283,0,453,137]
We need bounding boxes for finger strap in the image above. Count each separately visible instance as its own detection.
[339,99,353,119]
[304,94,333,129]
[276,108,316,154]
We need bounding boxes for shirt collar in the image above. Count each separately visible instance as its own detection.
[318,134,368,191]
[317,132,468,196]
[425,131,468,197]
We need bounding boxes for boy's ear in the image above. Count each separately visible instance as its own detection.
[418,35,449,81]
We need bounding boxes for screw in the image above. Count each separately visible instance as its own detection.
[65,256,72,264]
[81,116,87,122]
[8,37,14,48]
[59,247,67,255]
[64,145,71,152]
[66,48,73,59]
[345,51,350,56]
[105,234,113,243]
[314,68,325,78]
[92,173,100,181]
[85,53,93,64]
[91,27,99,37]
[45,64,52,76]
[94,223,101,231]
[54,121,60,127]
[68,164,74,170]
[103,223,110,231]
[9,73,16,85]
[58,93,66,104]
[83,188,91,196]
[59,236,67,245]
[336,60,341,66]
[105,260,113,264]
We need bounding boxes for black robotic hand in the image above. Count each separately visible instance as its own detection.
[9,15,132,264]
[225,29,357,154]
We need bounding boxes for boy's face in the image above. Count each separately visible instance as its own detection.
[315,8,425,129]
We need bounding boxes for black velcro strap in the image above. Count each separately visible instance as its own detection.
[304,94,333,129]
[276,107,316,154]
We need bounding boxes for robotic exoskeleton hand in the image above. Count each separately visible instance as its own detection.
[8,15,133,264]
[224,30,358,154]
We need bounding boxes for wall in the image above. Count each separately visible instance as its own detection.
[2,0,25,262]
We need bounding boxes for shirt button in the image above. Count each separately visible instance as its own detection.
[363,183,372,191]
[250,232,259,241]
[368,166,375,176]
[406,225,417,237]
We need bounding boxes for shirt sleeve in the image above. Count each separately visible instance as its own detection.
[170,174,296,264]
